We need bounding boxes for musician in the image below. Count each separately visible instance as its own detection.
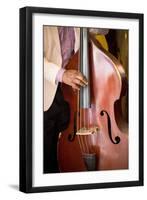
[43,26,108,173]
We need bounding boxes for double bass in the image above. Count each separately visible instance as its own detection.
[58,28,128,172]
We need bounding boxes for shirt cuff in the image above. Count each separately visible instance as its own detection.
[55,68,66,84]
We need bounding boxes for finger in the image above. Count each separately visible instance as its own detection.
[77,77,88,85]
[72,88,79,93]
[76,74,88,85]
[73,78,86,87]
[71,83,80,91]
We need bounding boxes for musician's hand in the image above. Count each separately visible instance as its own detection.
[62,69,88,90]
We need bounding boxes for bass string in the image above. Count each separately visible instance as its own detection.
[84,111,90,154]
[77,37,91,155]
[79,109,90,154]
[77,90,84,153]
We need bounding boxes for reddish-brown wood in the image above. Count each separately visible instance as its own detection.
[58,35,128,172]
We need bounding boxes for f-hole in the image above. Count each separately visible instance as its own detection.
[100,110,121,144]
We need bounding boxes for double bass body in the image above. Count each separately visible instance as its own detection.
[58,29,128,172]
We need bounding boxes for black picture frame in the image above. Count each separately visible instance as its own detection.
[19,6,144,193]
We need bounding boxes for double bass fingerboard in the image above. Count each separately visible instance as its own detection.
[79,28,91,109]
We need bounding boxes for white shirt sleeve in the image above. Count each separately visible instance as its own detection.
[44,57,61,85]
